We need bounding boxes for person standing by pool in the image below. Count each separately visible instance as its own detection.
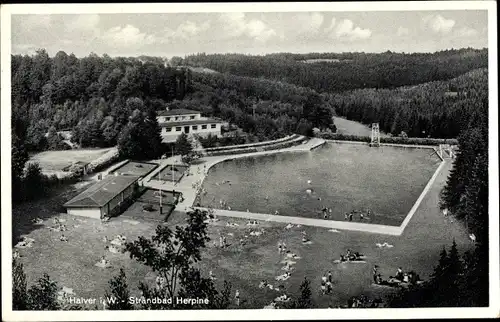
[395,267,404,281]
[328,271,333,283]
[235,290,240,306]
[372,265,379,283]
[349,213,354,222]
[321,275,327,295]
[326,280,333,294]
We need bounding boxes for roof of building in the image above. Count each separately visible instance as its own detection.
[63,175,140,208]
[159,119,224,127]
[157,109,201,116]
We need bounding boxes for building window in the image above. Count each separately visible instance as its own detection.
[202,125,207,130]
[165,128,172,132]
[175,117,180,121]
[192,125,198,130]
[211,124,216,129]
[166,117,171,121]
[190,115,195,120]
[176,127,182,132]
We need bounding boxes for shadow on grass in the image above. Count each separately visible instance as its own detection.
[11,182,90,244]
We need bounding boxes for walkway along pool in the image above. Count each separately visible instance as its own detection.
[195,143,442,228]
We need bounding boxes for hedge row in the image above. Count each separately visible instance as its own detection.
[318,133,458,146]
[87,148,121,174]
[206,136,307,157]
[202,134,296,152]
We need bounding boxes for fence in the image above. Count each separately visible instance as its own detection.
[318,133,458,146]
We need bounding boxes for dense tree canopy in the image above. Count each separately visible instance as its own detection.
[184,49,487,93]
[331,68,488,138]
[117,99,163,160]
[387,103,489,308]
[12,49,191,152]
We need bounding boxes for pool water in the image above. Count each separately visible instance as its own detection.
[196,143,441,226]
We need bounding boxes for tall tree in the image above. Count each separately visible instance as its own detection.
[12,258,28,310]
[105,268,134,310]
[26,274,60,310]
[125,209,219,309]
[175,132,193,157]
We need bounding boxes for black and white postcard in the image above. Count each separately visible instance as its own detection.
[1,1,498,321]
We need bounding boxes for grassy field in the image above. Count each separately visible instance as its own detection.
[333,117,389,137]
[28,148,115,172]
[12,160,472,309]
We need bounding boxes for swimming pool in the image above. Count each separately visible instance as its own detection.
[196,143,441,226]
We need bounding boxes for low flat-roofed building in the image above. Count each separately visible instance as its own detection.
[157,108,224,143]
[63,175,140,219]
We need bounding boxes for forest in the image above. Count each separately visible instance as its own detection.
[330,68,488,138]
[388,106,489,308]
[183,48,488,92]
[11,50,192,152]
[11,49,334,154]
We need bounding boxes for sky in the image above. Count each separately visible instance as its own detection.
[11,10,488,58]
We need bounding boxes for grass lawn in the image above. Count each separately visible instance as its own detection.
[28,148,115,172]
[12,161,472,309]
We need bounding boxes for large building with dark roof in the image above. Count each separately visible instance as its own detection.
[63,174,140,219]
[156,108,224,143]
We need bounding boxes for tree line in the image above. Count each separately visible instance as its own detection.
[183,48,488,93]
[182,71,334,140]
[387,109,489,307]
[330,68,488,138]
[12,49,192,152]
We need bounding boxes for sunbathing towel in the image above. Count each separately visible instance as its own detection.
[94,261,112,269]
[62,286,75,295]
[376,242,394,248]
[275,295,291,303]
[15,241,33,249]
[280,259,297,265]
[302,240,313,245]
[286,253,301,259]
[123,219,140,225]
[285,224,294,229]
[108,246,121,254]
[328,229,341,233]
[111,239,124,246]
[275,274,291,281]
